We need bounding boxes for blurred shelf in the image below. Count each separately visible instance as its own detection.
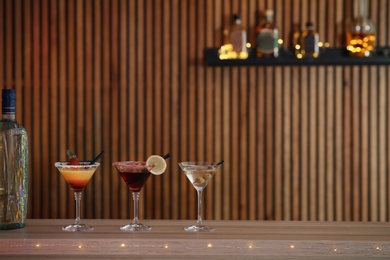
[204,47,390,66]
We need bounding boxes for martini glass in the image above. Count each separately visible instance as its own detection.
[112,161,154,231]
[178,161,222,232]
[55,161,100,231]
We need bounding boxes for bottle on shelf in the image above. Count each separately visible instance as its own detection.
[346,0,376,57]
[291,23,301,57]
[0,89,28,230]
[229,13,248,59]
[299,21,320,58]
[219,14,248,60]
[256,10,279,58]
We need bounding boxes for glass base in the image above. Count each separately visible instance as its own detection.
[184,224,215,232]
[120,223,151,231]
[62,223,94,232]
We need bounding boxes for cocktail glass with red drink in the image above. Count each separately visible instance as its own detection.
[113,155,166,231]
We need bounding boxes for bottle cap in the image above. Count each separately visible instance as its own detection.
[306,21,314,28]
[266,10,274,17]
[2,89,16,114]
[233,13,241,23]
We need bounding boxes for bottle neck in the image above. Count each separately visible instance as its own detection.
[2,103,16,121]
[2,112,15,121]
[266,15,273,24]
[358,0,368,18]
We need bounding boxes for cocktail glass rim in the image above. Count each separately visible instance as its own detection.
[112,161,153,172]
[55,161,100,168]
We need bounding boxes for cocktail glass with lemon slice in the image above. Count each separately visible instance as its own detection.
[178,161,222,232]
[113,155,166,231]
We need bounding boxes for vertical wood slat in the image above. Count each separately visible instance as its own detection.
[58,0,67,218]
[222,4,232,221]
[343,66,352,221]
[144,0,153,219]
[187,0,197,220]
[247,0,257,221]
[118,0,128,219]
[151,0,162,220]
[84,0,94,219]
[40,0,49,218]
[0,0,389,222]
[273,66,282,220]
[101,0,110,219]
[178,0,188,220]
[265,66,274,220]
[317,67,325,221]
[326,67,334,221]
[360,66,369,221]
[300,67,309,221]
[170,0,180,221]
[110,0,119,219]
[309,66,318,220]
[49,0,58,219]
[370,66,378,222]
[32,0,42,218]
[0,0,3,91]
[283,67,291,220]
[334,66,344,221]
[127,0,136,218]
[291,66,300,221]
[378,66,387,222]
[65,0,75,219]
[162,0,173,219]
[205,0,214,220]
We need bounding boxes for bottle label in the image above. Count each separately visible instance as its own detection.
[304,37,315,53]
[230,31,247,53]
[257,29,275,54]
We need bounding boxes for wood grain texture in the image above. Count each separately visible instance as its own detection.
[0,0,389,221]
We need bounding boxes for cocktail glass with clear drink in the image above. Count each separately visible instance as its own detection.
[178,161,222,232]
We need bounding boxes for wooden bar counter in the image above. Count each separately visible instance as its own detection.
[0,219,389,259]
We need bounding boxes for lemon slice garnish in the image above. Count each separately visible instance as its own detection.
[146,155,167,175]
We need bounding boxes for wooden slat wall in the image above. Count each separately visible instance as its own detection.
[1,0,389,221]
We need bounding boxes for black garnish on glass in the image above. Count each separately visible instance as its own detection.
[89,151,105,165]
[216,160,224,166]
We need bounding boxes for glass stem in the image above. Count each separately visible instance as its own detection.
[196,189,203,227]
[132,192,140,224]
[74,191,82,225]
